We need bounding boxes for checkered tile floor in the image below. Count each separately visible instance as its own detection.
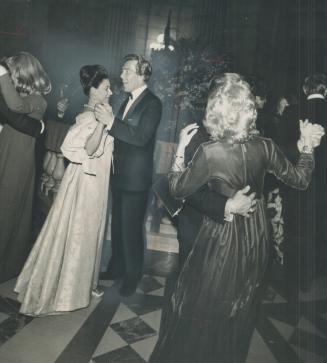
[0,267,169,363]
[91,275,164,363]
[1,248,327,362]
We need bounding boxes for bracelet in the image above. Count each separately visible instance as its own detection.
[301,144,314,154]
[224,200,234,222]
[39,120,45,134]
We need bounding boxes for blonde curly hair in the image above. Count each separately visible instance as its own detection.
[203,73,257,143]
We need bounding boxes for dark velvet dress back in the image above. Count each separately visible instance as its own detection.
[0,124,36,282]
[150,135,314,363]
[0,91,46,283]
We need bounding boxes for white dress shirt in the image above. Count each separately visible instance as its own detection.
[307,93,325,100]
[0,65,8,77]
[122,85,147,119]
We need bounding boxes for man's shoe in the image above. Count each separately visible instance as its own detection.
[92,288,104,298]
[119,280,138,297]
[100,270,123,280]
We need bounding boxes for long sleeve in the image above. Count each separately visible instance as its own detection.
[61,113,108,175]
[0,73,39,114]
[0,97,41,137]
[109,98,162,147]
[265,138,314,190]
[169,144,211,199]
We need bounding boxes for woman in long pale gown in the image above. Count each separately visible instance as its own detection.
[15,65,114,316]
[150,73,324,363]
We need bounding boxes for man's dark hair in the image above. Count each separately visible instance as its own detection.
[243,74,267,99]
[123,54,152,83]
[303,73,327,96]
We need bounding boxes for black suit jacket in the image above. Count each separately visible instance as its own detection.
[281,96,327,248]
[282,97,327,161]
[109,88,162,191]
[176,125,228,265]
[303,97,327,168]
[179,125,228,229]
[0,97,42,137]
[304,97,327,126]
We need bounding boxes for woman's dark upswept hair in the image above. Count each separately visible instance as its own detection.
[79,65,109,95]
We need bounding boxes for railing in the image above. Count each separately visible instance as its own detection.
[39,120,70,203]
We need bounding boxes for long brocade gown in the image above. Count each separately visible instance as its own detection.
[150,135,314,363]
[14,110,113,316]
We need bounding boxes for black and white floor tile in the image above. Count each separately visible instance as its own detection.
[0,225,327,362]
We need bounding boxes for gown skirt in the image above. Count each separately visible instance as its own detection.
[0,125,36,283]
[150,199,269,363]
[14,111,113,316]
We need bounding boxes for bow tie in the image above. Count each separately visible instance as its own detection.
[127,92,133,100]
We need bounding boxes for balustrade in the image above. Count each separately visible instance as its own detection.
[38,120,70,206]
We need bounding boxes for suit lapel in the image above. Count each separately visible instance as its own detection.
[123,88,149,120]
[116,97,129,120]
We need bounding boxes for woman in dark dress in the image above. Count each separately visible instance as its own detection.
[0,53,51,282]
[149,73,324,363]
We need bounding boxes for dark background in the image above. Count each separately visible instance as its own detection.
[1,0,326,89]
[0,0,326,139]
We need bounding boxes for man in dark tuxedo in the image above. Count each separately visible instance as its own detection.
[282,73,327,294]
[95,54,162,296]
[243,75,268,136]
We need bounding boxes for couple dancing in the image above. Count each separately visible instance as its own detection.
[0,52,51,283]
[149,73,325,362]
[14,54,162,316]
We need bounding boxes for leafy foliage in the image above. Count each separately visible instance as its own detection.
[150,38,231,136]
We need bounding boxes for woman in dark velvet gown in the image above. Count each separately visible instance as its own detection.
[149,73,324,363]
[0,53,51,282]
